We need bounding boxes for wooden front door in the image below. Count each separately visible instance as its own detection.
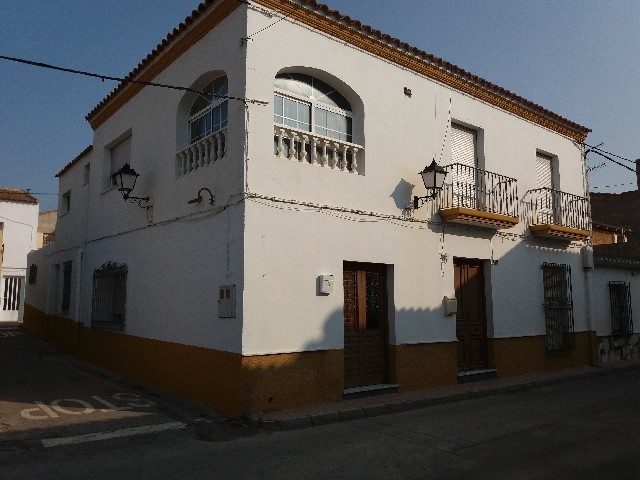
[454,259,488,371]
[343,262,389,389]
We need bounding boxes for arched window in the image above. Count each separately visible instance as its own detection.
[189,76,228,145]
[274,73,352,142]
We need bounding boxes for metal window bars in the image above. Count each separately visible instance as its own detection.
[608,281,633,335]
[542,263,575,352]
[91,262,127,331]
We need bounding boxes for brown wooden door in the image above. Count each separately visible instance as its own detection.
[454,259,487,371]
[343,262,389,389]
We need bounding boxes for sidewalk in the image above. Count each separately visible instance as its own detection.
[247,359,640,431]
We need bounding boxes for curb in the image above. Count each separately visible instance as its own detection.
[244,362,640,431]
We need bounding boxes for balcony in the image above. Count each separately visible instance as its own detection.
[525,188,590,241]
[176,128,227,178]
[438,163,519,229]
[274,125,363,175]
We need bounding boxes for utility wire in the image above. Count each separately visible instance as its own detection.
[588,149,636,173]
[0,54,269,105]
[584,142,637,164]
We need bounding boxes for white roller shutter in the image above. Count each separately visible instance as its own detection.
[110,136,131,186]
[451,125,477,167]
[536,152,553,189]
[451,125,478,208]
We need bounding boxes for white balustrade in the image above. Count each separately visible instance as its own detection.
[273,125,362,175]
[176,128,227,177]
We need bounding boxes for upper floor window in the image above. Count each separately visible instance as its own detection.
[60,190,71,215]
[110,136,131,188]
[189,76,228,145]
[274,73,352,143]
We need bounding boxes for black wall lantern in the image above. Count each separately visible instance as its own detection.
[413,159,447,209]
[112,163,149,207]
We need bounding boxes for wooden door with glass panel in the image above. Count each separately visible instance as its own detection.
[343,262,389,389]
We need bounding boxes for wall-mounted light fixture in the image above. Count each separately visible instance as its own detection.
[188,187,215,205]
[413,159,447,209]
[112,163,150,207]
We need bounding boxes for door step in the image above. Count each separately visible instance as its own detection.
[343,384,399,400]
[457,369,498,384]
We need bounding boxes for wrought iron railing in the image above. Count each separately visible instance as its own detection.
[42,233,55,246]
[440,163,518,217]
[526,188,589,231]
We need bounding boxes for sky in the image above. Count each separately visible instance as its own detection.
[1,0,639,212]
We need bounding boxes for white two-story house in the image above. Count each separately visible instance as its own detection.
[27,0,621,417]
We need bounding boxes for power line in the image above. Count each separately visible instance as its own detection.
[584,143,637,164]
[0,54,269,105]
[588,149,636,173]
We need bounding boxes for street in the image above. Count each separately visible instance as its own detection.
[1,325,639,479]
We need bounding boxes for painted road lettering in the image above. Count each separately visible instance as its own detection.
[0,331,22,337]
[21,393,155,420]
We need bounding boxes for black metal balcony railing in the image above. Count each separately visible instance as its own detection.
[440,163,518,218]
[42,233,55,246]
[527,188,589,231]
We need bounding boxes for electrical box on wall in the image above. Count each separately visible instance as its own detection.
[319,275,334,295]
[218,284,236,318]
[443,296,457,316]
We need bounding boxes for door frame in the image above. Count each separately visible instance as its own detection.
[343,261,390,389]
[454,258,489,372]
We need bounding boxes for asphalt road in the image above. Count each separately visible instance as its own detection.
[1,325,639,479]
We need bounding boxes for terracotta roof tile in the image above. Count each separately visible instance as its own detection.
[0,188,39,205]
[86,0,590,137]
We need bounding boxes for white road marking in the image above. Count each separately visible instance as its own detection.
[41,421,187,447]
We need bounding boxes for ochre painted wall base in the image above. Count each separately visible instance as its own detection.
[488,331,596,377]
[390,342,458,390]
[24,305,597,416]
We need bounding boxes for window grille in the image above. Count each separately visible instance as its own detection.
[91,262,127,331]
[541,263,575,352]
[2,276,22,311]
[608,281,633,335]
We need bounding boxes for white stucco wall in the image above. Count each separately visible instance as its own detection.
[240,6,589,355]
[1,198,38,321]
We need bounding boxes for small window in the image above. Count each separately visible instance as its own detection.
[61,260,72,314]
[541,263,575,352]
[608,282,633,335]
[28,264,38,284]
[91,262,127,331]
[61,191,71,215]
[84,163,91,185]
[110,136,131,188]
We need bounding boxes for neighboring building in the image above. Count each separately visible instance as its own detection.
[27,0,634,418]
[589,163,640,363]
[37,210,57,249]
[590,159,640,245]
[0,188,39,322]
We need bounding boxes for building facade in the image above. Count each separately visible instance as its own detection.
[26,0,637,417]
[1,188,39,322]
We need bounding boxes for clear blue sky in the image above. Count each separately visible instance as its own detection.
[1,0,638,212]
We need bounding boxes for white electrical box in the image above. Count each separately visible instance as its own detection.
[443,296,457,316]
[218,284,236,318]
[319,275,334,294]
